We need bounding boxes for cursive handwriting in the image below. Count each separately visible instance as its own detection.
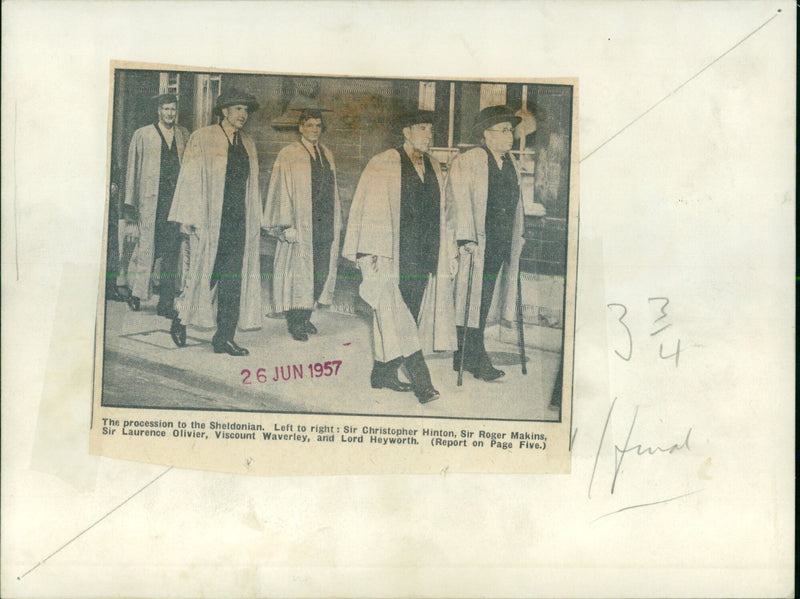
[589,397,693,498]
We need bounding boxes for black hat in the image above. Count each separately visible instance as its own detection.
[471,105,521,136]
[396,109,437,130]
[214,88,260,116]
[153,93,178,107]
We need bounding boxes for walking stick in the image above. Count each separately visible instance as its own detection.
[457,251,474,386]
[516,265,527,375]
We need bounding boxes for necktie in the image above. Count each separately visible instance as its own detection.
[412,152,425,180]
[313,145,321,164]
[233,132,240,147]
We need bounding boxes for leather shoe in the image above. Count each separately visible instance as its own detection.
[304,320,318,335]
[127,296,141,311]
[372,376,413,392]
[170,318,186,347]
[213,339,249,356]
[289,326,308,342]
[416,387,440,404]
[473,364,505,381]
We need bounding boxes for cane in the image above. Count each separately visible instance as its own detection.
[179,234,191,294]
[516,265,528,375]
[457,251,475,386]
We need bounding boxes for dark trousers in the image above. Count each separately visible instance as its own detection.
[213,274,242,342]
[154,222,181,306]
[457,238,511,364]
[479,238,511,329]
[211,249,243,343]
[398,269,429,321]
[312,238,331,302]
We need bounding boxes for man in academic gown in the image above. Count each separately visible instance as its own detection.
[168,88,262,356]
[122,93,190,316]
[448,105,546,381]
[263,108,342,341]
[342,110,458,404]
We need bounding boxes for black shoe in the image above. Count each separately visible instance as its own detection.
[416,386,440,404]
[127,296,141,311]
[370,361,413,392]
[473,363,505,381]
[157,303,178,319]
[371,375,413,392]
[304,320,318,335]
[213,339,249,356]
[289,325,308,342]
[170,318,186,347]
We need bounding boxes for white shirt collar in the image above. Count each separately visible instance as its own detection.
[158,122,175,145]
[301,137,320,155]
[487,147,506,170]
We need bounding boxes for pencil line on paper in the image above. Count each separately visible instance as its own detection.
[17,466,173,581]
[592,489,704,523]
[580,10,782,163]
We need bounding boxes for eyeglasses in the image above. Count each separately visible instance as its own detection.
[486,126,514,134]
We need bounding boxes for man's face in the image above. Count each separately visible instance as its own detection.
[222,104,249,130]
[158,102,177,127]
[299,117,323,144]
[483,121,515,154]
[403,123,433,154]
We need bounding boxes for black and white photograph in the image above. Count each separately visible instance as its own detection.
[99,65,578,429]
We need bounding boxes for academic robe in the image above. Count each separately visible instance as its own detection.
[124,123,190,300]
[342,148,458,362]
[167,124,262,330]
[263,141,342,312]
[447,147,526,328]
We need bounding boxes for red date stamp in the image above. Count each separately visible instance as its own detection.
[241,360,342,385]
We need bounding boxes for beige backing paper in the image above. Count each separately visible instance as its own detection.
[1,1,794,598]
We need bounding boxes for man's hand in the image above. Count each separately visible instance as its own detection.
[180,223,195,236]
[357,254,379,273]
[123,221,139,244]
[280,227,299,243]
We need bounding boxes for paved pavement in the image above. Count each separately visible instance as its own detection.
[101,285,562,423]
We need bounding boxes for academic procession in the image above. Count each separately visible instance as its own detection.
[104,70,573,419]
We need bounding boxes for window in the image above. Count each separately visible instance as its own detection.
[479,84,507,110]
[418,81,436,111]
[194,73,222,130]
[159,72,180,96]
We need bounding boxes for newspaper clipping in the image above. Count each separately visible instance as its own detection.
[91,62,579,475]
